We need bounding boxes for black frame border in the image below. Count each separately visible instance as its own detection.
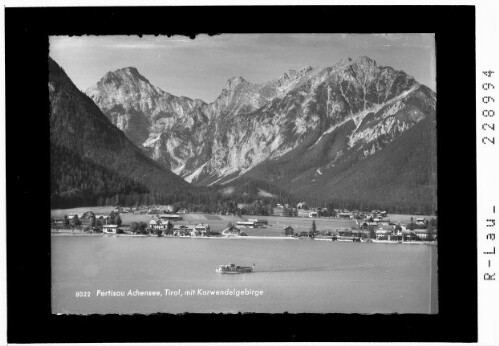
[5,5,476,343]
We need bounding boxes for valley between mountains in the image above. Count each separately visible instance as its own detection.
[51,56,436,214]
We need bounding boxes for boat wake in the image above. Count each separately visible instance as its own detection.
[256,264,378,273]
[257,266,329,273]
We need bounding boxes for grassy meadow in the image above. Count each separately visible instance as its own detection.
[51,206,435,237]
[51,207,354,236]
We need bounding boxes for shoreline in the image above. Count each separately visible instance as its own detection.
[50,231,297,240]
[51,231,436,245]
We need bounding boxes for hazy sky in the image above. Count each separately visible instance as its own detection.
[50,34,435,103]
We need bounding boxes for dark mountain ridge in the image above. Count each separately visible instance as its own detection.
[50,143,150,208]
[49,57,204,207]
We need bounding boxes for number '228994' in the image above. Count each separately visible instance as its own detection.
[482,71,495,145]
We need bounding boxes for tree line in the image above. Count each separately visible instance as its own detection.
[50,144,149,208]
[51,142,435,216]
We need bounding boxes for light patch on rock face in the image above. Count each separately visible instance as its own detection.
[209,123,282,178]
[218,174,241,186]
[142,134,161,147]
[114,114,130,132]
[363,142,382,158]
[207,176,224,187]
[347,84,423,152]
[383,100,405,118]
[311,104,378,148]
[258,188,276,198]
[268,144,294,159]
[351,113,415,158]
[172,164,186,175]
[219,186,235,195]
[269,133,283,152]
[311,116,352,147]
[352,103,385,127]
[294,116,309,135]
[184,162,208,183]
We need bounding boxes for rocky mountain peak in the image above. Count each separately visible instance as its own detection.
[355,56,376,65]
[103,66,150,85]
[88,65,165,103]
[116,66,143,78]
[282,69,298,81]
[299,65,314,73]
[195,98,207,107]
[224,76,249,90]
[275,65,316,89]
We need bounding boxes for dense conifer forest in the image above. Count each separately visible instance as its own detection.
[50,144,149,208]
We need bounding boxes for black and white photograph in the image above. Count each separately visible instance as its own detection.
[48,33,438,315]
[5,4,482,344]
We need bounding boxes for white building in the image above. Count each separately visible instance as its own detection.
[222,226,241,236]
[416,218,427,225]
[375,229,392,240]
[149,219,170,230]
[236,221,256,228]
[338,212,352,219]
[159,214,182,221]
[102,224,118,234]
[186,223,211,236]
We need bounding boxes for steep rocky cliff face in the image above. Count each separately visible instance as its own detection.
[49,58,193,195]
[86,56,436,211]
[86,67,210,173]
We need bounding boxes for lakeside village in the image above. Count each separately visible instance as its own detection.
[51,203,437,244]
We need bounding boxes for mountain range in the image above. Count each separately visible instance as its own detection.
[49,57,205,208]
[84,56,437,213]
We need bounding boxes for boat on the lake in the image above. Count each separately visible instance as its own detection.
[216,263,255,274]
[336,236,362,242]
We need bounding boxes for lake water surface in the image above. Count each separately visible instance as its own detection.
[52,236,438,314]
